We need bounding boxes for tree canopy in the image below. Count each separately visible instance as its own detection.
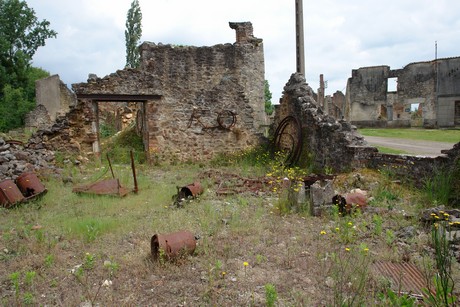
[264,80,274,116]
[125,0,142,68]
[0,0,56,132]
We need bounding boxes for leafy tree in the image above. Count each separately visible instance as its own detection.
[0,66,49,132]
[0,0,56,132]
[264,80,274,115]
[125,0,142,68]
[0,0,57,90]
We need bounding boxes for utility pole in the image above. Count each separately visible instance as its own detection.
[295,0,305,77]
[435,41,439,127]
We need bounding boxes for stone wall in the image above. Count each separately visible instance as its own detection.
[71,22,266,162]
[368,142,460,195]
[27,102,96,155]
[274,73,373,173]
[26,75,77,130]
[345,57,460,128]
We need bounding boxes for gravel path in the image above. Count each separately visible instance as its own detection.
[363,135,456,157]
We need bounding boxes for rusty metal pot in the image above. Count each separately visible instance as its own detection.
[0,180,25,208]
[151,230,196,261]
[178,182,203,199]
[15,172,47,197]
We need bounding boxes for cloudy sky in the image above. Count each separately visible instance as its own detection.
[27,0,460,101]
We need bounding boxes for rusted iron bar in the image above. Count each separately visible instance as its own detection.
[107,153,115,179]
[130,150,138,193]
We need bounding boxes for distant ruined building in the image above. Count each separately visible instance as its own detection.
[343,57,460,128]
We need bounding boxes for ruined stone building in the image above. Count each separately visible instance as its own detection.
[28,22,266,162]
[344,56,460,128]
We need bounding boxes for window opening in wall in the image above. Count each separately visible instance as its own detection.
[387,77,397,92]
[410,103,422,120]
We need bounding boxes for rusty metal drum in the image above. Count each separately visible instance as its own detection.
[179,182,204,199]
[151,230,196,261]
[15,172,47,197]
[0,179,25,208]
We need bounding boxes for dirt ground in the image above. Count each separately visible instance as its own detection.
[0,166,459,306]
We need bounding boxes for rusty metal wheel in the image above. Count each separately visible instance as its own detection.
[273,115,303,166]
[217,110,236,129]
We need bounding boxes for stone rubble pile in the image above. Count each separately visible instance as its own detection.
[0,137,58,181]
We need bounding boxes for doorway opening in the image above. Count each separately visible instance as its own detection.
[76,94,161,163]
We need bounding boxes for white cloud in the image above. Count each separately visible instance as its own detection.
[26,0,460,101]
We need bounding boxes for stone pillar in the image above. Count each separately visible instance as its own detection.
[91,101,101,156]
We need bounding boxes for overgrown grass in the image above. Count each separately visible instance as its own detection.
[359,128,460,143]
[101,125,147,164]
[0,155,459,305]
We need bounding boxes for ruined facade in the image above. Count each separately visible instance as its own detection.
[345,57,460,128]
[26,74,77,130]
[31,22,266,162]
[275,73,460,204]
[274,73,374,173]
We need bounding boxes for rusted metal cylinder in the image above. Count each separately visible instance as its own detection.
[0,180,25,208]
[179,182,203,198]
[151,230,196,261]
[16,172,47,197]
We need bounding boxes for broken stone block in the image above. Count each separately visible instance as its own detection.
[309,179,334,216]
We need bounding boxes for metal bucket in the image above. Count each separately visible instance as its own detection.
[0,180,25,208]
[151,230,196,261]
[179,182,203,198]
[16,172,47,197]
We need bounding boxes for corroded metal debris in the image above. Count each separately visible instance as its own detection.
[178,182,203,199]
[72,150,138,197]
[0,172,48,208]
[73,179,130,197]
[151,230,197,261]
[0,179,25,208]
[16,172,47,197]
[372,261,429,296]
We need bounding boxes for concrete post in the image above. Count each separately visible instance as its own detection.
[295,0,305,77]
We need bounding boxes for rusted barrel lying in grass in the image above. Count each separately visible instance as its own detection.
[151,230,196,261]
[178,182,203,199]
[0,179,25,208]
[16,172,47,197]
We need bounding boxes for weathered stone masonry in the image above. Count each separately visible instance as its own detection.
[72,22,266,162]
[274,73,373,173]
[275,73,460,197]
[346,57,460,128]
